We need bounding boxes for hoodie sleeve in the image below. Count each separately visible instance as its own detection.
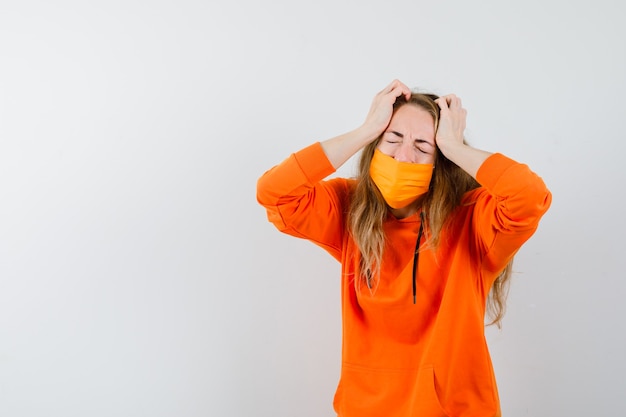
[471,153,552,275]
[256,142,350,262]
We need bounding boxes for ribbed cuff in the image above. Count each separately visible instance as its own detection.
[293,142,337,183]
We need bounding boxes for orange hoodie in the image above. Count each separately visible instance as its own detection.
[257,142,552,417]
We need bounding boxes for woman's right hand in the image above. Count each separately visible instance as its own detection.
[361,79,412,139]
[320,80,412,170]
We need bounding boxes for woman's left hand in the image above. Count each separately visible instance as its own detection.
[434,94,467,154]
[434,94,492,178]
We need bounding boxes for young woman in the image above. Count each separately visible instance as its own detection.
[256,79,551,417]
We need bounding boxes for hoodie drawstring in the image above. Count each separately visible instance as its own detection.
[412,211,425,304]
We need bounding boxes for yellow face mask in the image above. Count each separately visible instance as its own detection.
[369,149,434,209]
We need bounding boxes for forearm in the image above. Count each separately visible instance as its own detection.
[320,125,380,169]
[433,94,493,179]
[437,142,492,179]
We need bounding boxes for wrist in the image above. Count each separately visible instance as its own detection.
[437,141,492,178]
[356,124,383,144]
[437,140,466,159]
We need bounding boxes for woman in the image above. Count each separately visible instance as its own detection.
[256,79,551,417]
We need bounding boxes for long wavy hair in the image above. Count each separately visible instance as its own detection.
[347,92,512,327]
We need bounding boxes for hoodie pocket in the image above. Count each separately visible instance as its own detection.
[334,363,451,417]
[411,365,450,417]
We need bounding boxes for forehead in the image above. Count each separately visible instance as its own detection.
[388,105,435,135]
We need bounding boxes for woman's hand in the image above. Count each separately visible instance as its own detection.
[320,80,411,170]
[361,79,412,139]
[434,94,492,178]
[434,94,467,154]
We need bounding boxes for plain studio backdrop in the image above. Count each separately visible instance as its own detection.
[1,1,624,416]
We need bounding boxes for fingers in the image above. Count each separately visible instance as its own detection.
[435,94,464,111]
[363,80,412,137]
[380,79,412,101]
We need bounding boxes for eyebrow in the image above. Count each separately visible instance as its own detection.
[386,130,434,147]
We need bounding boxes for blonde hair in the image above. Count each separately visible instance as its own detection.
[347,93,512,327]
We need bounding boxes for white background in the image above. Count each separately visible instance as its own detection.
[1,1,624,416]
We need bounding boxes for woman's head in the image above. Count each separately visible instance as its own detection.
[375,94,440,165]
[355,92,476,220]
[367,94,440,214]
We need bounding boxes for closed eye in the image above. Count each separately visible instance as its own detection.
[414,139,433,154]
[384,131,403,143]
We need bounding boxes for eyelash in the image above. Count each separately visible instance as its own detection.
[385,139,428,154]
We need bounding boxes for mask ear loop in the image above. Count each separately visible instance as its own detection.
[412,211,425,304]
